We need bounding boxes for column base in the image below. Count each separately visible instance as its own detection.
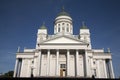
[66,75,71,77]
[76,75,80,77]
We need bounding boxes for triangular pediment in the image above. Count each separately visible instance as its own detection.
[41,35,87,44]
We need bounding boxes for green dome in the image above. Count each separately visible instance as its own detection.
[81,25,88,29]
[57,7,70,17]
[81,22,88,29]
[40,23,47,29]
[57,11,70,17]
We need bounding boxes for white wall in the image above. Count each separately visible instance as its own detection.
[69,54,75,76]
[78,54,84,76]
[41,54,47,76]
[99,60,106,78]
[49,54,56,76]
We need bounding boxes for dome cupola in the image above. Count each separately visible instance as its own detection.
[54,7,73,35]
[40,23,47,29]
[57,7,70,17]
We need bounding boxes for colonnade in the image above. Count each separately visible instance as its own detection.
[38,49,86,77]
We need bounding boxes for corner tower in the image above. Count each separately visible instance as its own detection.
[54,7,73,35]
[80,22,91,49]
[36,23,47,48]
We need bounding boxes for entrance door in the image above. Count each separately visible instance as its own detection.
[60,64,66,77]
[62,69,66,76]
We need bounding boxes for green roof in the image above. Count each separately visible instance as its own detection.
[57,11,70,17]
[40,23,47,29]
[81,25,88,29]
[81,22,88,29]
[57,7,70,17]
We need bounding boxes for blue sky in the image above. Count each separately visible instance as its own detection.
[0,0,120,78]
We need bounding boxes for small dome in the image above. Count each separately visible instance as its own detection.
[40,23,47,29]
[81,25,88,29]
[57,11,70,17]
[57,7,71,17]
[81,22,88,29]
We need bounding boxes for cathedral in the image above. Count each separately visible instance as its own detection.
[13,8,114,78]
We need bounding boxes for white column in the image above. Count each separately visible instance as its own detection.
[13,59,18,77]
[56,26,58,33]
[56,49,59,76]
[109,59,114,78]
[67,49,70,76]
[38,50,41,76]
[47,49,50,76]
[85,50,88,77]
[17,59,20,77]
[88,57,92,77]
[103,59,107,78]
[33,53,37,77]
[96,59,100,78]
[27,59,31,77]
[76,50,79,76]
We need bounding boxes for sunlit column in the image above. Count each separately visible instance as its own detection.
[38,50,41,76]
[103,59,107,78]
[56,49,59,76]
[47,49,50,76]
[17,59,22,77]
[85,50,88,77]
[96,59,100,78]
[109,59,114,78]
[17,59,20,77]
[67,49,70,76]
[13,59,18,77]
[76,50,79,76]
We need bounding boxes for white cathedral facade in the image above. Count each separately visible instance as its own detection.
[13,8,114,78]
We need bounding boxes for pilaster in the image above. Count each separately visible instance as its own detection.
[13,59,18,77]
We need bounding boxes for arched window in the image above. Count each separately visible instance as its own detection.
[67,24,69,27]
[67,27,69,32]
[58,24,60,27]
[62,27,64,31]
[58,27,60,32]
[62,23,64,25]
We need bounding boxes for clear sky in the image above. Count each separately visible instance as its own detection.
[0,0,120,78]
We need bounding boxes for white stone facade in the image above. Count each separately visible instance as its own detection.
[13,9,114,78]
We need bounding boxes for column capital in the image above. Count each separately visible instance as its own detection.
[47,49,50,51]
[56,49,59,51]
[76,49,79,51]
[67,49,70,51]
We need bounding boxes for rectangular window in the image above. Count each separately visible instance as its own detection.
[60,64,66,68]
[58,27,60,32]
[67,27,69,32]
[94,69,96,76]
[93,61,96,64]
[62,27,64,31]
